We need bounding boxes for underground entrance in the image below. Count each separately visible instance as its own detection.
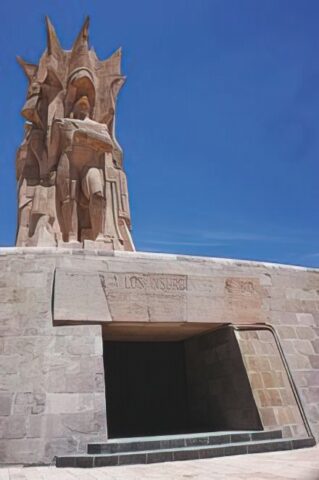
[103,324,262,438]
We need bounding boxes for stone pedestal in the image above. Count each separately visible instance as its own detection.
[0,247,318,464]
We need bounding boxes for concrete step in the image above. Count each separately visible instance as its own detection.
[55,436,315,468]
[88,429,283,454]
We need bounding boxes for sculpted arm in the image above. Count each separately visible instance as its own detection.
[47,120,63,180]
[118,169,131,228]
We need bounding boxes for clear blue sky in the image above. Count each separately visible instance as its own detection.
[1,0,318,267]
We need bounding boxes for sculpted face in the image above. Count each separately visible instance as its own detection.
[65,70,96,119]
[72,95,91,120]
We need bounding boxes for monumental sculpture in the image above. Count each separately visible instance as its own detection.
[15,17,134,251]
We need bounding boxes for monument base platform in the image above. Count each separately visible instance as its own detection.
[56,429,315,467]
[0,247,318,464]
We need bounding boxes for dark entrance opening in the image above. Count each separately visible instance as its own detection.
[104,341,188,438]
[104,326,262,438]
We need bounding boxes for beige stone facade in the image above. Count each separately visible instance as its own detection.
[0,247,318,464]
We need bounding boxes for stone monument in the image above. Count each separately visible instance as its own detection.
[16,17,134,251]
[0,17,317,467]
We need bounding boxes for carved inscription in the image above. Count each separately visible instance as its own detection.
[225,278,256,296]
[224,277,262,310]
[103,273,187,293]
[99,272,188,322]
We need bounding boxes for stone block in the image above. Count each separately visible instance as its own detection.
[312,338,319,354]
[268,389,283,406]
[118,452,147,465]
[44,370,66,393]
[248,440,291,454]
[247,356,271,372]
[0,356,20,376]
[32,394,46,414]
[5,416,26,439]
[0,394,13,416]
[94,336,103,356]
[93,455,119,466]
[250,373,263,389]
[307,404,319,423]
[282,425,293,437]
[27,415,45,438]
[199,446,225,458]
[62,411,104,435]
[286,354,311,370]
[44,438,79,462]
[304,371,319,387]
[55,456,76,467]
[296,313,316,325]
[13,392,33,415]
[269,355,285,370]
[301,387,319,403]
[224,444,248,456]
[67,338,96,356]
[280,339,296,354]
[173,449,199,461]
[54,269,112,323]
[262,372,285,388]
[147,451,174,464]
[277,326,297,339]
[276,406,295,425]
[291,424,308,438]
[65,373,95,393]
[230,433,250,443]
[256,390,269,407]
[54,324,101,337]
[296,326,316,340]
[293,339,315,356]
[94,373,105,392]
[45,393,95,414]
[309,355,319,369]
[0,438,45,464]
[280,389,296,405]
[252,430,282,440]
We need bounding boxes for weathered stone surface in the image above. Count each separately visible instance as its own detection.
[15,19,134,251]
[0,248,107,464]
[0,394,13,416]
[0,248,318,465]
[185,328,262,431]
[54,269,111,323]
[236,329,307,438]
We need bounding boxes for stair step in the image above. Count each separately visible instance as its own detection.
[88,429,283,454]
[55,436,315,468]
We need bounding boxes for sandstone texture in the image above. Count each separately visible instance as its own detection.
[15,18,134,251]
[0,247,318,464]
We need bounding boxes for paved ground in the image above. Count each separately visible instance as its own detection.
[1,445,318,480]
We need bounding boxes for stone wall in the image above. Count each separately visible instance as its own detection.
[184,327,262,431]
[236,329,307,438]
[0,247,318,464]
[0,251,107,464]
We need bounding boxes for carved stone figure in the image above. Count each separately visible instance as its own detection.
[15,17,134,251]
